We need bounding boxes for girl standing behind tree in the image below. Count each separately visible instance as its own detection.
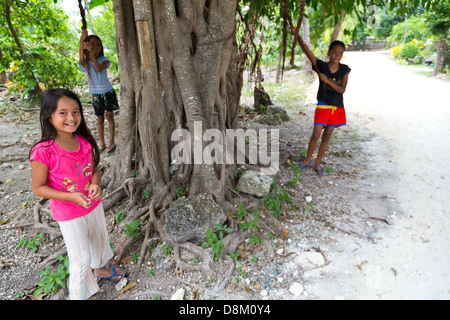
[79,29,118,153]
[291,28,351,175]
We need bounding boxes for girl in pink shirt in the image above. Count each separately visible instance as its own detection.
[30,88,123,300]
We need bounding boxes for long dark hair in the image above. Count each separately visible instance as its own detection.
[29,88,100,167]
[82,35,105,80]
[328,40,346,52]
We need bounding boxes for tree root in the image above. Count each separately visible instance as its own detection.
[4,198,62,241]
[34,246,67,271]
[173,242,216,277]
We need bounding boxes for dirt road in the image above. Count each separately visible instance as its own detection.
[309,51,450,299]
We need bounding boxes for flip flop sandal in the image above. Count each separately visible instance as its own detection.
[315,168,326,176]
[296,163,311,170]
[106,144,116,153]
[95,267,125,282]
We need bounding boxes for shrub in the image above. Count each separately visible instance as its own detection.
[390,46,402,58]
[399,42,420,61]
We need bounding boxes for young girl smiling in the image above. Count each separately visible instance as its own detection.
[30,89,123,300]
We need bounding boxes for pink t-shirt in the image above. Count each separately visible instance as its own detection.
[30,135,101,221]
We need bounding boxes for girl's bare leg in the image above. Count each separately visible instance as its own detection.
[106,111,115,146]
[314,126,335,170]
[300,124,324,167]
[97,114,106,148]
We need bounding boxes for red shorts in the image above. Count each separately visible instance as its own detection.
[314,103,346,127]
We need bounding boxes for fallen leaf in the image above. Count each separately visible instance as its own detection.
[29,292,46,300]
[242,284,253,295]
[120,258,131,264]
[280,228,289,240]
[253,284,261,290]
[357,260,368,271]
[117,281,136,295]
[192,288,199,300]
[284,252,295,258]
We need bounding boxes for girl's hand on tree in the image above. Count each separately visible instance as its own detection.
[70,192,92,209]
[80,29,88,41]
[88,184,103,201]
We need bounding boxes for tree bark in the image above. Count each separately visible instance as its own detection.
[108,0,240,209]
[302,16,313,75]
[330,9,345,42]
[432,36,447,76]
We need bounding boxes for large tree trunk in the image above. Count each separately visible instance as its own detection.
[107,0,240,209]
[432,36,447,76]
[302,16,313,75]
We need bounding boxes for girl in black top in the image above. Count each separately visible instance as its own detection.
[291,30,351,175]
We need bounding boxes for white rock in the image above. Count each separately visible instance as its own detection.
[306,252,325,266]
[170,288,185,300]
[305,196,313,202]
[289,282,304,296]
[115,277,128,291]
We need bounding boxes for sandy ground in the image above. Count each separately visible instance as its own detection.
[310,50,450,299]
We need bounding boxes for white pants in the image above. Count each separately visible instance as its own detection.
[58,203,114,300]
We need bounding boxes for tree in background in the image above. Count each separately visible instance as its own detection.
[424,0,450,75]
[0,0,82,100]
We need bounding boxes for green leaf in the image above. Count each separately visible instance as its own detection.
[33,288,44,297]
[87,0,109,10]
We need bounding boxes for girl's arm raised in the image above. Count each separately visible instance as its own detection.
[79,29,88,66]
[31,161,92,209]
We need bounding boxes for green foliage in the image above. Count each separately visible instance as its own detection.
[161,242,174,256]
[17,233,46,253]
[204,229,223,261]
[34,255,69,297]
[399,42,420,60]
[1,0,83,96]
[124,219,142,239]
[423,0,450,35]
[264,183,293,219]
[114,209,127,223]
[389,17,430,44]
[203,224,232,261]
